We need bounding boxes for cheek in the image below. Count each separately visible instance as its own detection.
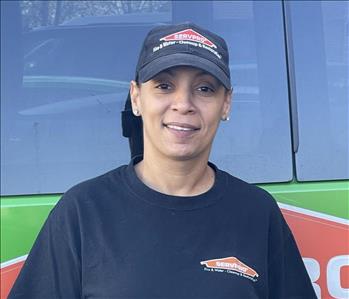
[139,94,160,114]
[202,105,223,125]
[140,100,167,126]
[201,109,224,138]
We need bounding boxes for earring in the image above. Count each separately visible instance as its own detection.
[133,109,139,116]
[221,115,230,121]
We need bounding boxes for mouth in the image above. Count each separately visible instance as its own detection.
[163,122,200,132]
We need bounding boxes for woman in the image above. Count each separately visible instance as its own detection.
[9,22,316,299]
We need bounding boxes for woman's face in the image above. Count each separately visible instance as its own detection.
[130,66,232,162]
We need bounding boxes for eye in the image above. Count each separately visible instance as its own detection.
[197,85,215,93]
[155,83,172,90]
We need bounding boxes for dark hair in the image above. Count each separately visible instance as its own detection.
[121,91,143,159]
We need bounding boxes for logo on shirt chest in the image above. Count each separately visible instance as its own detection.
[200,256,259,282]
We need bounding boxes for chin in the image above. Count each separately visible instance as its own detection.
[164,145,208,162]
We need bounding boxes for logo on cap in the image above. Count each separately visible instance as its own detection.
[160,29,217,49]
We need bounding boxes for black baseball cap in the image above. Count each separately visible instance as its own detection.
[135,22,231,90]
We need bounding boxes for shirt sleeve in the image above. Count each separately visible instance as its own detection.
[8,194,82,299]
[267,203,317,299]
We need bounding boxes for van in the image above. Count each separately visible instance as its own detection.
[1,1,348,298]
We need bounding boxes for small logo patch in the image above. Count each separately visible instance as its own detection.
[200,256,259,282]
[153,28,222,59]
[160,29,217,48]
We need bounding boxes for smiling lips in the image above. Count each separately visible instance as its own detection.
[164,122,199,137]
[164,122,199,131]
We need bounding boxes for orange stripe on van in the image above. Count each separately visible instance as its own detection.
[0,260,25,299]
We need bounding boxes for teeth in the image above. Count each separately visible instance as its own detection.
[166,125,194,131]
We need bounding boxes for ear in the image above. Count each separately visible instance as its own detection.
[130,80,141,116]
[222,88,233,119]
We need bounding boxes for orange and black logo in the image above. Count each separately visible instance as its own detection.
[200,256,259,282]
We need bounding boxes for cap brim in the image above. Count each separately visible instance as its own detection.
[138,53,231,90]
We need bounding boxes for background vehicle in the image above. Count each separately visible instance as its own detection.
[1,1,348,298]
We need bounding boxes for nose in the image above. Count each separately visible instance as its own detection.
[171,87,195,114]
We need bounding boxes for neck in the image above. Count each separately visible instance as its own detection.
[135,153,215,196]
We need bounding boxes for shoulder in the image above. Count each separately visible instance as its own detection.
[63,164,127,199]
[51,164,128,219]
[218,168,279,211]
[215,167,288,231]
[217,168,295,244]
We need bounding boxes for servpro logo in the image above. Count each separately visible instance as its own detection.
[160,29,217,48]
[200,256,259,282]
[153,28,222,59]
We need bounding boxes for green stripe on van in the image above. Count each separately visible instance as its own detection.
[260,181,349,220]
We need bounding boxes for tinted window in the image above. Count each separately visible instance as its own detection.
[207,1,293,183]
[1,0,292,195]
[288,1,349,181]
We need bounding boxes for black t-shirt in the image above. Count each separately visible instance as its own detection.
[9,159,316,298]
